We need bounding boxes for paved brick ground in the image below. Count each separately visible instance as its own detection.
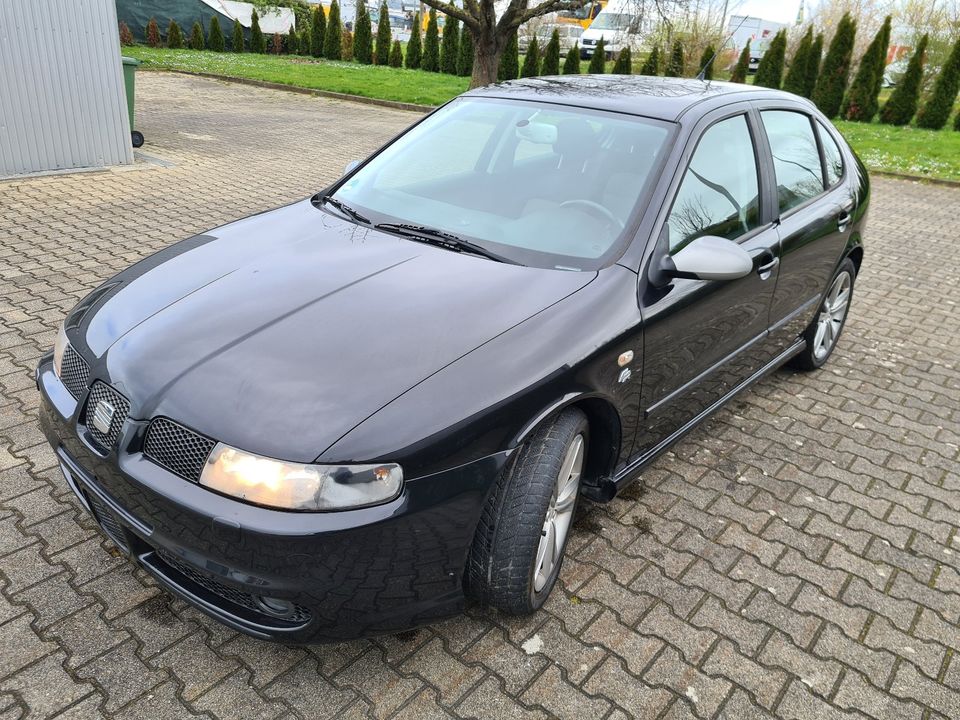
[1,72,959,720]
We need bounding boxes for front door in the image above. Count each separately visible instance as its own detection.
[632,109,781,459]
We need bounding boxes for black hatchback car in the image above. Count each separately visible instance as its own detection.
[38,76,867,642]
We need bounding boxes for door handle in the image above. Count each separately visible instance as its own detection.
[837,203,855,232]
[757,256,779,279]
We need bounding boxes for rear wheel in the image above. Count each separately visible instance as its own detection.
[792,258,856,371]
[466,408,588,614]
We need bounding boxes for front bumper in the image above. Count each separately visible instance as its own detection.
[38,358,506,642]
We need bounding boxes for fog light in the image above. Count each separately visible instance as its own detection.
[254,596,295,618]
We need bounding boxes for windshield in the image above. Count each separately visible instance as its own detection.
[590,13,638,31]
[332,98,672,269]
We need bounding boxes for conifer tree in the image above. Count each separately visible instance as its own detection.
[300,28,311,55]
[286,25,298,53]
[166,19,184,49]
[189,21,205,50]
[422,9,440,72]
[406,12,422,69]
[390,39,403,67]
[498,31,519,80]
[456,24,473,76]
[588,38,606,73]
[754,29,786,88]
[251,9,266,53]
[541,29,561,76]
[842,15,892,121]
[782,26,813,95]
[880,34,928,125]
[730,40,750,83]
[271,32,283,54]
[146,18,161,48]
[341,28,354,60]
[119,22,134,46]
[521,36,540,77]
[563,44,580,74]
[812,12,856,118]
[916,35,960,129]
[954,109,960,131]
[665,39,684,77]
[208,16,225,52]
[640,46,660,75]
[232,19,245,51]
[375,1,392,65]
[311,5,325,57]
[697,44,715,80]
[803,33,823,97]
[354,2,372,63]
[324,0,342,59]
[613,46,632,74]
[440,16,459,73]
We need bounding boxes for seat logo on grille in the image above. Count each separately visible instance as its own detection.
[92,400,116,435]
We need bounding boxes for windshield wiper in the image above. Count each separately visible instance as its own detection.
[318,194,371,225]
[375,223,516,264]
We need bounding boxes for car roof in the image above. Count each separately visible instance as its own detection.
[464,75,809,122]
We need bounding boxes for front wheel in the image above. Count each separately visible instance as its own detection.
[466,408,588,614]
[792,258,856,371]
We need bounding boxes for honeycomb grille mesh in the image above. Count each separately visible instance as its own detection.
[154,547,312,625]
[60,345,90,400]
[84,382,130,450]
[85,491,129,552]
[143,418,216,482]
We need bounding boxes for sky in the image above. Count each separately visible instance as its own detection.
[730,0,817,25]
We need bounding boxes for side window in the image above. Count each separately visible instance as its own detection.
[817,120,844,187]
[761,110,825,213]
[666,114,761,252]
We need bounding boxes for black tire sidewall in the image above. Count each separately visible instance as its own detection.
[795,258,856,371]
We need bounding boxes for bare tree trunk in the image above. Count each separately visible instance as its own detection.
[470,31,503,88]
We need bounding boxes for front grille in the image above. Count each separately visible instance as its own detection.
[60,345,90,400]
[85,491,129,552]
[143,418,216,482]
[154,547,312,625]
[84,382,130,450]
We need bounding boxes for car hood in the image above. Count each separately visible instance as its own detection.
[79,200,594,463]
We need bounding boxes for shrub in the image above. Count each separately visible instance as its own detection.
[916,35,960,129]
[166,19,183,49]
[189,21,205,50]
[423,9,440,72]
[563,44,580,74]
[232,19,244,52]
[341,27,353,60]
[271,32,283,54]
[697,44,715,80]
[389,39,403,67]
[521,36,540,77]
[880,34,928,126]
[375,2,392,65]
[208,16,225,52]
[440,16,459,73]
[285,25,298,54]
[842,15,891,121]
[457,25,473,77]
[613,46,632,74]
[665,39,684,77]
[251,9,266,53]
[406,12,422,69]
[730,40,749,83]
[119,22,134,46]
[541,29,561,76]
[588,38,605,73]
[498,31,519,81]
[754,29,786,88]
[954,108,960,131]
[353,2,372,63]
[812,12,856,118]
[803,33,823,98]
[782,26,812,95]
[311,5,325,57]
[146,18,161,48]
[323,0,342,59]
[300,28,311,55]
[640,46,660,75]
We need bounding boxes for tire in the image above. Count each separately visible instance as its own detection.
[791,258,856,371]
[466,408,588,614]
[131,131,144,148]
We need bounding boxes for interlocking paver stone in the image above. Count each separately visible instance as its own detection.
[1,71,958,719]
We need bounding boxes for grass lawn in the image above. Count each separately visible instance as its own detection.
[128,46,959,182]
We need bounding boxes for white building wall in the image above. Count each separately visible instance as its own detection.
[0,0,133,178]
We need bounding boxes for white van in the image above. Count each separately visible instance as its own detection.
[579,0,645,60]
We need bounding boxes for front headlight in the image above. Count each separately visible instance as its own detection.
[199,443,403,511]
[53,322,69,377]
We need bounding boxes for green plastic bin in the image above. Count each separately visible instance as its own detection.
[121,56,144,148]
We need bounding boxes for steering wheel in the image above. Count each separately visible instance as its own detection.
[559,199,624,231]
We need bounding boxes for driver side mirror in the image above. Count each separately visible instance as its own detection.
[343,159,361,175]
[656,235,753,283]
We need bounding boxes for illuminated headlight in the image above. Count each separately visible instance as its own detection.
[53,322,69,377]
[199,444,403,511]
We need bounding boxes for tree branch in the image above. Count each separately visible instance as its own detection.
[419,0,481,31]
[512,0,588,28]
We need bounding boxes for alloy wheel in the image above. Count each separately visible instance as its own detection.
[533,433,583,593]
[813,271,852,361]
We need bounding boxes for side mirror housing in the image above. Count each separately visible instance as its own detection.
[657,235,753,283]
[343,159,361,175]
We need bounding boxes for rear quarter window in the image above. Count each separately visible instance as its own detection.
[816,120,845,187]
[760,110,825,214]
